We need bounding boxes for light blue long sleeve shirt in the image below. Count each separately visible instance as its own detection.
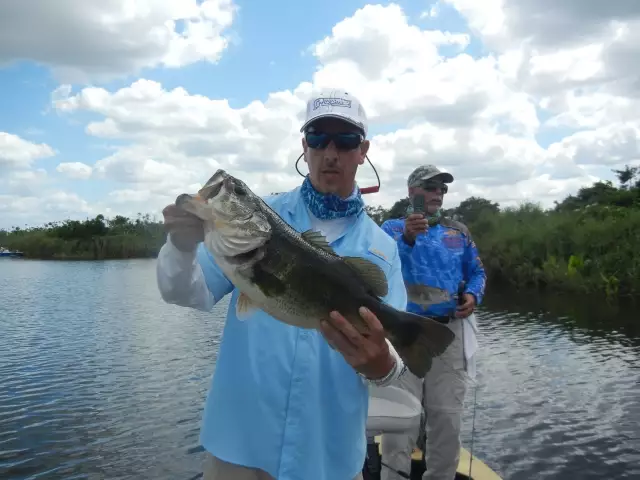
[194,186,408,480]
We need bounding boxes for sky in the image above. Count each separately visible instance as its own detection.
[1,0,639,230]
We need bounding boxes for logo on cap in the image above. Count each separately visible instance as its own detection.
[313,97,352,110]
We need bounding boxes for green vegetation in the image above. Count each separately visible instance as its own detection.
[0,214,166,260]
[2,165,639,298]
[366,164,640,299]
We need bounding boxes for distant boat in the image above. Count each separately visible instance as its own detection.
[0,247,23,258]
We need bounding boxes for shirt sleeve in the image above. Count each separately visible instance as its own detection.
[195,240,235,303]
[156,234,233,311]
[381,220,414,264]
[462,233,487,306]
[381,241,409,312]
[364,235,409,386]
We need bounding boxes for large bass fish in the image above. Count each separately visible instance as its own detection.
[175,170,455,377]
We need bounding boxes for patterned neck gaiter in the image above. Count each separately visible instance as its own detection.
[300,175,365,220]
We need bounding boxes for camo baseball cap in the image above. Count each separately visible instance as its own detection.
[407,165,454,187]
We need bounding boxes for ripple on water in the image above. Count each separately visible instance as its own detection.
[461,304,640,479]
[1,259,640,479]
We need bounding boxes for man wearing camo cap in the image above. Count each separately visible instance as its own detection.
[380,165,487,480]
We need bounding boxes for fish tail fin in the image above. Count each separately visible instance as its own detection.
[383,308,456,379]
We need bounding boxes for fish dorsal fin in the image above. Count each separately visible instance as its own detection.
[344,257,389,298]
[301,229,336,254]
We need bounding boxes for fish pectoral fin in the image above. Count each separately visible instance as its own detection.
[343,257,389,298]
[235,291,258,320]
[301,229,336,255]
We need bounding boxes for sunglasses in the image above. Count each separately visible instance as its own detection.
[305,131,363,151]
[420,181,448,194]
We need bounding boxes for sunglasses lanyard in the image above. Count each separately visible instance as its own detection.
[294,153,381,194]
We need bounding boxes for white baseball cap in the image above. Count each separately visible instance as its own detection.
[300,89,368,137]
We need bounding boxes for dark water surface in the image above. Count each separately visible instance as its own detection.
[1,259,639,479]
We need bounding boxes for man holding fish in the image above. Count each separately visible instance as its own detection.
[156,90,455,480]
[380,166,487,480]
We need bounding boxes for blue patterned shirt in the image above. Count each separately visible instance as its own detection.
[380,217,487,317]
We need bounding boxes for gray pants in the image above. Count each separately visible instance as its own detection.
[381,318,471,480]
[203,452,364,480]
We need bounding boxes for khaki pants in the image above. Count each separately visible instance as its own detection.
[381,318,471,480]
[203,452,364,480]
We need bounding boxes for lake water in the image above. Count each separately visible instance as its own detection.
[1,259,639,479]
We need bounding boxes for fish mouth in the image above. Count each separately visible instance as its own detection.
[207,180,224,199]
[223,175,235,191]
[174,180,224,208]
[198,169,229,200]
[174,169,228,210]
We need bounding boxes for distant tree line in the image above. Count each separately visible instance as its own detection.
[2,165,639,298]
[0,214,166,260]
[365,165,640,299]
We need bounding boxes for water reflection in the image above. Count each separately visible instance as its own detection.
[484,288,640,344]
[462,289,640,479]
[0,260,638,479]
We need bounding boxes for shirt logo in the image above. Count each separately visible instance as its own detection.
[442,236,464,249]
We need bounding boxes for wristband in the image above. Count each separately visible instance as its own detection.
[361,340,406,387]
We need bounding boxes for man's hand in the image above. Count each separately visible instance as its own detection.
[403,213,428,245]
[320,307,395,380]
[162,204,205,252]
[455,293,476,318]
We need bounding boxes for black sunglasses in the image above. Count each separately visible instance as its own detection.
[305,131,363,151]
[420,181,448,194]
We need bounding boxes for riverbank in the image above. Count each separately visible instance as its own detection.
[2,169,639,297]
[467,203,640,298]
[0,214,165,260]
[370,169,640,299]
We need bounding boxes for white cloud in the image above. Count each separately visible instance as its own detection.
[0,169,50,198]
[446,0,640,51]
[445,0,640,100]
[0,191,99,230]
[547,124,640,167]
[2,2,639,229]
[0,0,238,83]
[56,162,93,180]
[420,4,441,19]
[0,132,56,169]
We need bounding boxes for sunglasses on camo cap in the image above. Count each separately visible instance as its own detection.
[304,131,364,151]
